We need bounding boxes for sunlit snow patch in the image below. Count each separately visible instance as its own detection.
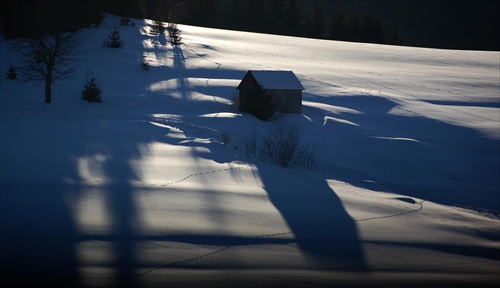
[371,136,420,143]
[323,116,359,127]
[198,112,241,118]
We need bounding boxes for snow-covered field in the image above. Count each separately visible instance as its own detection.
[1,15,499,288]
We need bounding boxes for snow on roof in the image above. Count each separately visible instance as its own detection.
[248,70,304,90]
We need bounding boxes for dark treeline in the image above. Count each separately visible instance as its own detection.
[1,0,498,50]
[0,0,103,38]
[124,0,401,45]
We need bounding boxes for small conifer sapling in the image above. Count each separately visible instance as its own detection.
[6,65,17,80]
[102,28,124,48]
[141,59,151,71]
[81,72,102,103]
[168,23,182,45]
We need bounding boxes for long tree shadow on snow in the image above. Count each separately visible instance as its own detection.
[255,163,367,271]
[142,44,245,117]
[303,94,500,213]
[92,123,144,288]
[68,119,190,287]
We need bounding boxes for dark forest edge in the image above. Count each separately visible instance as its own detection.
[1,0,498,51]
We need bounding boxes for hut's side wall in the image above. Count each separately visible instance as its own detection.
[270,90,302,114]
[287,90,302,113]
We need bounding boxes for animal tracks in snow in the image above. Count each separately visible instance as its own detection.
[159,167,234,187]
[119,165,429,280]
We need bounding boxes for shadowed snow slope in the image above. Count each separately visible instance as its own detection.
[1,14,499,288]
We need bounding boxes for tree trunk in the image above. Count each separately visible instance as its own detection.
[44,78,52,104]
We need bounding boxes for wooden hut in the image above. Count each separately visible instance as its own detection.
[237,70,304,120]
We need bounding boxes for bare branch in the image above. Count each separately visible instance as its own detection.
[12,30,85,103]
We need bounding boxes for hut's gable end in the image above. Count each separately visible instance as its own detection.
[237,72,260,91]
[237,72,262,114]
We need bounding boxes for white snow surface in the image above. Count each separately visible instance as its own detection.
[1,15,499,288]
[245,70,305,90]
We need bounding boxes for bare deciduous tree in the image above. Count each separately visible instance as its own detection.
[15,31,84,103]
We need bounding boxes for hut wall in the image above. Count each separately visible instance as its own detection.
[269,90,302,114]
[238,73,303,119]
[238,75,261,114]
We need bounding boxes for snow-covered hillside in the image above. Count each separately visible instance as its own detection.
[1,14,499,288]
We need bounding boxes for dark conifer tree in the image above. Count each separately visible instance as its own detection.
[386,20,404,45]
[137,0,150,19]
[120,16,132,26]
[302,2,325,39]
[151,0,188,23]
[6,65,17,80]
[102,28,124,48]
[81,72,102,103]
[168,23,182,45]
[283,0,302,36]
[267,0,301,36]
[259,0,274,32]
[360,11,385,44]
[150,20,166,35]
[183,0,218,27]
[346,12,362,42]
[267,0,284,34]
[329,6,349,41]
[103,0,143,19]
[140,59,151,71]
[0,0,102,39]
[217,0,238,29]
